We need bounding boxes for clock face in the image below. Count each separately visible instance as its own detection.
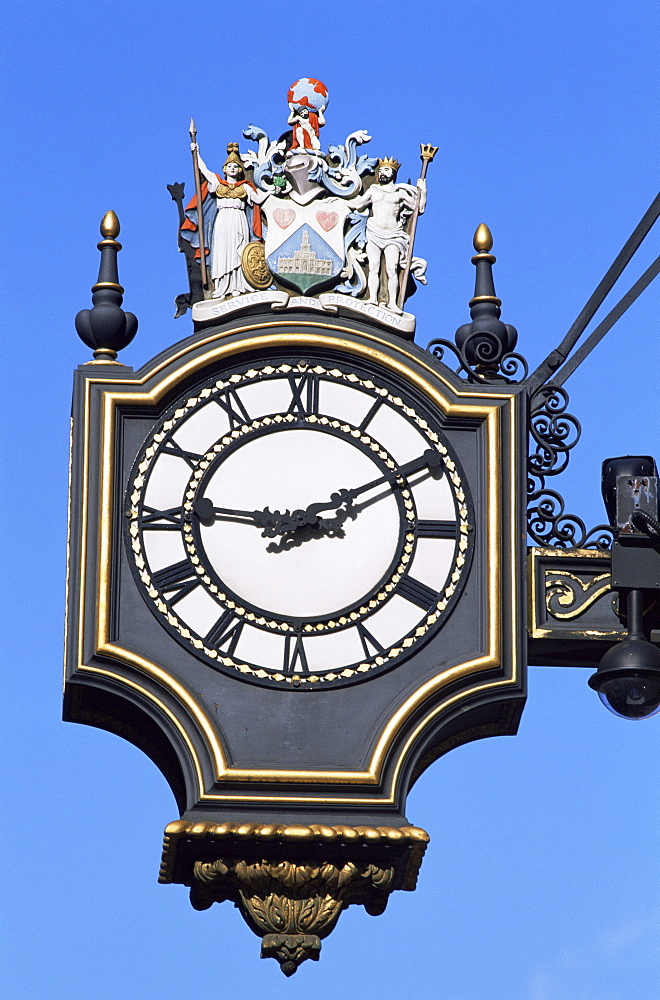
[125,356,473,688]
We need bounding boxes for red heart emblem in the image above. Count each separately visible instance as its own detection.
[316,211,338,232]
[273,208,295,229]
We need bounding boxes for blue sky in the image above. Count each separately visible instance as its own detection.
[1,3,658,998]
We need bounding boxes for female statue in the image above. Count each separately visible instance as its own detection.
[184,143,264,299]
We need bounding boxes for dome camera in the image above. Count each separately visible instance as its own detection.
[588,637,660,720]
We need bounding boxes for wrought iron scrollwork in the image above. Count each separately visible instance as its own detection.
[426,334,529,385]
[529,384,580,477]
[527,385,613,549]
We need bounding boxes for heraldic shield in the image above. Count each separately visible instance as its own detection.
[264,199,350,294]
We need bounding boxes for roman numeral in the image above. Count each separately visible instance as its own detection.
[151,559,200,605]
[139,505,184,531]
[397,575,438,610]
[205,609,244,655]
[358,396,384,431]
[286,372,319,417]
[417,520,457,539]
[215,388,250,428]
[162,437,203,468]
[283,632,309,673]
[356,622,385,658]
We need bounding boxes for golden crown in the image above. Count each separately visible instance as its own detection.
[377,157,401,173]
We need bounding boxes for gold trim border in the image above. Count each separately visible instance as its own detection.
[71,321,522,804]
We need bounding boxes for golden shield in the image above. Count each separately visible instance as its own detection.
[242,241,273,290]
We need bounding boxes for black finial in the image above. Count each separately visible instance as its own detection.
[454,224,517,375]
[75,211,138,362]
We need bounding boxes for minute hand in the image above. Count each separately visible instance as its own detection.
[336,449,443,505]
[271,449,443,535]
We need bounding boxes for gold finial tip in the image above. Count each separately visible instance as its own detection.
[100,210,120,239]
[473,223,493,253]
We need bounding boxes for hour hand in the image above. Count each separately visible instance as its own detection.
[192,497,307,538]
[192,496,274,528]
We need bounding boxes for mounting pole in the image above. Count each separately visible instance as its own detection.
[527,191,660,393]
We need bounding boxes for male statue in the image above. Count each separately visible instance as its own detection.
[349,158,426,313]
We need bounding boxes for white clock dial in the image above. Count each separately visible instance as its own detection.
[126,359,472,687]
[198,428,401,618]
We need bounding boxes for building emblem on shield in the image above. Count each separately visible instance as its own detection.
[265,205,347,294]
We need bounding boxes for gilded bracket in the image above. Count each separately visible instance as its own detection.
[544,569,613,620]
[160,820,429,975]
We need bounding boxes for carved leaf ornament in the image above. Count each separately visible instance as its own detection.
[191,856,395,974]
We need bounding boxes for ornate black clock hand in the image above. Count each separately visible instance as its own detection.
[192,496,286,531]
[337,448,443,504]
[264,450,443,536]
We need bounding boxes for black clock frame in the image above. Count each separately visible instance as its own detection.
[65,312,527,834]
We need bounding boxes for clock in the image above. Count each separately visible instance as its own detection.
[125,354,473,688]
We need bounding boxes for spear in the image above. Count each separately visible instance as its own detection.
[397,143,439,311]
[189,117,210,295]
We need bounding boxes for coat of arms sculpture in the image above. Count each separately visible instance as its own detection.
[170,78,437,335]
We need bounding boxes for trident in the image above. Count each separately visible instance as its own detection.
[397,143,439,311]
